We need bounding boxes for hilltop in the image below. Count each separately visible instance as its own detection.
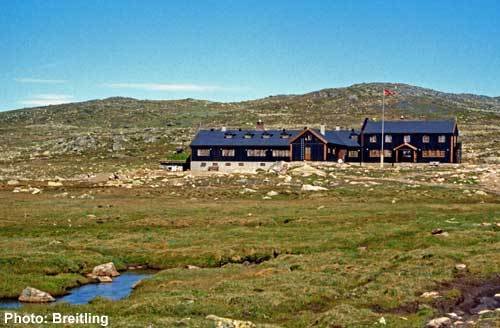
[0,83,499,178]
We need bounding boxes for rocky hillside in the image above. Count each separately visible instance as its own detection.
[0,82,498,178]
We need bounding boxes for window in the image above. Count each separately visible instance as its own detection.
[244,133,254,139]
[369,150,391,158]
[211,162,218,166]
[272,149,290,157]
[351,135,358,142]
[385,135,392,143]
[422,135,430,143]
[262,133,272,139]
[404,135,411,143]
[422,150,446,158]
[305,135,312,141]
[247,149,267,157]
[238,163,244,167]
[225,162,231,166]
[438,135,446,143]
[197,149,210,156]
[221,149,235,157]
[348,150,359,158]
[280,133,290,139]
[224,133,235,139]
[370,135,377,143]
[260,163,266,167]
[200,162,207,167]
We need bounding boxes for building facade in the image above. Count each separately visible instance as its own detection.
[189,119,460,172]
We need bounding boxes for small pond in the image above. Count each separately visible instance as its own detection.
[0,271,153,309]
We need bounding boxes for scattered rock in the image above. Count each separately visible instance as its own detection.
[301,184,328,191]
[475,190,487,196]
[186,265,200,270]
[378,316,386,325]
[18,287,55,303]
[431,228,444,235]
[48,181,63,187]
[425,317,451,328]
[7,180,19,185]
[97,276,112,283]
[205,315,256,328]
[266,190,279,197]
[455,264,467,271]
[91,262,120,277]
[421,291,441,299]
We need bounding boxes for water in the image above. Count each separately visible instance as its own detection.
[0,271,152,309]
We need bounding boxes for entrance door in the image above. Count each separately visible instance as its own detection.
[304,146,311,161]
[398,149,414,162]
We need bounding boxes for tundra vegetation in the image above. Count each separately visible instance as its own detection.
[0,83,499,327]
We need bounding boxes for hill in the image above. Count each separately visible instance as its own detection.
[0,82,499,178]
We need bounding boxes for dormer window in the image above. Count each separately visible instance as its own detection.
[224,133,235,139]
[351,135,358,142]
[262,133,272,139]
[280,133,290,139]
[243,133,254,139]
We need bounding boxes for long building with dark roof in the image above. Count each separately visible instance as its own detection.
[189,118,461,172]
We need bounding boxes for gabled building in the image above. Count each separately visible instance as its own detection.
[189,119,461,172]
[359,118,461,163]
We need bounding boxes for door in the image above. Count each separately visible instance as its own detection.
[304,146,311,161]
[398,149,414,162]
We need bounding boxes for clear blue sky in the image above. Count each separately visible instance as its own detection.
[1,0,499,111]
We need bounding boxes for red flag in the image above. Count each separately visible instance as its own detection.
[383,89,396,96]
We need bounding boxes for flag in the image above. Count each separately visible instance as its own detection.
[383,89,396,96]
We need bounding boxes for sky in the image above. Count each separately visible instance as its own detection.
[1,0,499,111]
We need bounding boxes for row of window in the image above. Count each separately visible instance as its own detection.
[225,133,291,139]
[368,150,446,158]
[200,162,267,167]
[369,135,446,143]
[197,149,290,157]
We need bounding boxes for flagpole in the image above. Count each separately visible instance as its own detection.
[380,88,385,168]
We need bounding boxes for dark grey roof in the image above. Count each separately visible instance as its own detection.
[190,129,360,147]
[363,120,456,134]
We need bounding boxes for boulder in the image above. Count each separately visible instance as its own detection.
[290,164,326,177]
[421,291,440,299]
[48,181,63,187]
[186,265,201,270]
[425,317,452,328]
[7,180,19,185]
[301,184,328,192]
[18,287,55,303]
[97,276,113,283]
[455,264,467,271]
[266,191,279,197]
[206,315,256,328]
[92,262,120,277]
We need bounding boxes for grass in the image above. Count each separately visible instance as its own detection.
[0,169,499,327]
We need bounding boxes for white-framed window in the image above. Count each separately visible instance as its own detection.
[384,150,392,157]
[197,149,210,156]
[221,149,235,157]
[385,135,392,143]
[280,133,290,139]
[272,149,290,157]
[305,135,312,141]
[404,135,411,143]
[262,133,272,139]
[369,150,380,158]
[244,133,254,139]
[224,133,234,139]
[348,150,359,158]
[247,149,267,157]
[422,135,430,143]
[370,135,377,143]
[438,135,446,143]
[422,150,446,158]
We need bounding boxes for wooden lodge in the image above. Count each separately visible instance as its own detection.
[189,119,461,172]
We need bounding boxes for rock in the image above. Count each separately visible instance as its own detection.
[425,317,452,328]
[266,190,279,197]
[446,313,460,320]
[31,188,42,195]
[477,309,492,315]
[378,317,386,325]
[421,291,440,299]
[18,287,55,303]
[186,265,200,270]
[494,293,500,301]
[206,315,256,328]
[7,180,19,185]
[97,276,112,283]
[475,190,487,196]
[455,264,467,271]
[301,184,328,191]
[290,164,326,177]
[431,228,444,235]
[91,262,120,277]
[48,181,63,187]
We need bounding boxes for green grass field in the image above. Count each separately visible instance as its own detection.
[0,167,499,327]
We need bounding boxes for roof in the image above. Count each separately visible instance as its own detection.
[190,128,360,147]
[363,120,456,134]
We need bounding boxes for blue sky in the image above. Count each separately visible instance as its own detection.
[1,0,499,111]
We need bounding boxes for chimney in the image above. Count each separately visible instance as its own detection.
[335,126,340,131]
[256,119,265,131]
[320,124,326,135]
[221,126,227,132]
